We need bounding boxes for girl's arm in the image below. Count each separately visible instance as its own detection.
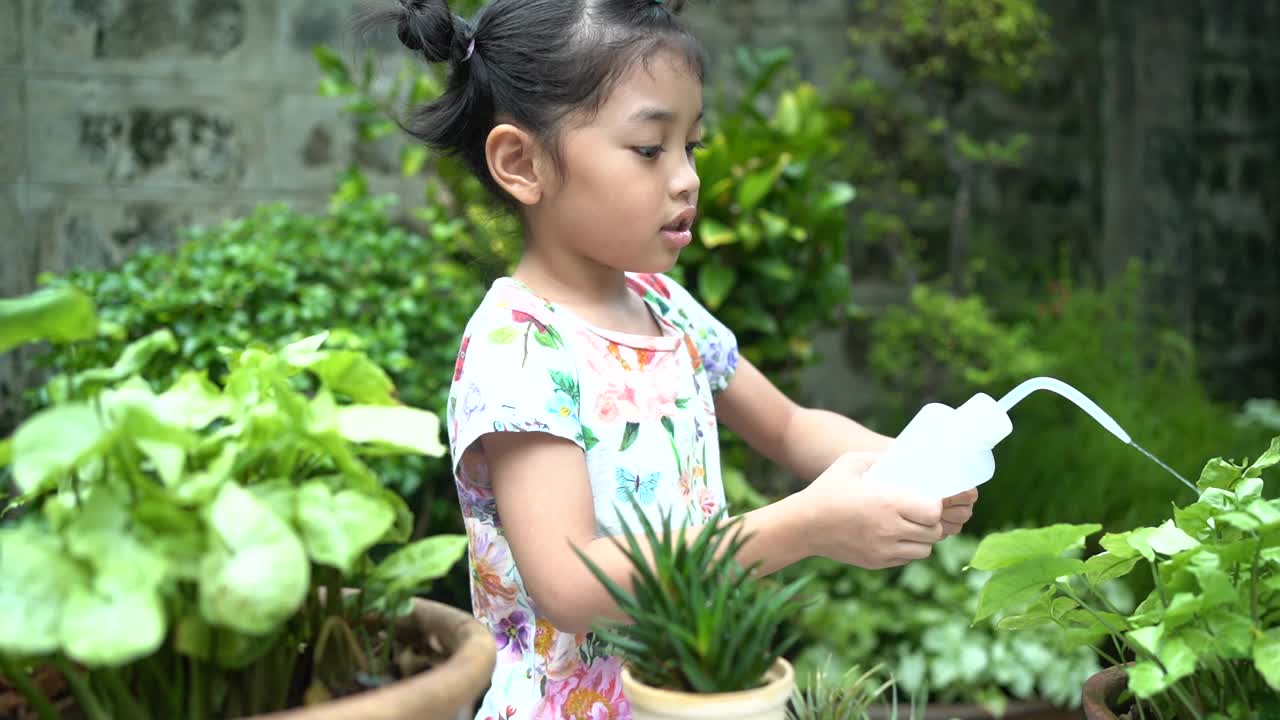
[714,356,977,533]
[714,357,891,482]
[481,431,943,636]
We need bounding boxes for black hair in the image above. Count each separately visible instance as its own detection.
[357,0,706,205]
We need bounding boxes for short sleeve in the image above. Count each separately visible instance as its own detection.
[630,273,739,394]
[448,302,585,478]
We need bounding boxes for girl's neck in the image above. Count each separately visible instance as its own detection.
[511,244,631,311]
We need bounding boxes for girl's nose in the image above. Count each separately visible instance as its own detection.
[670,155,701,203]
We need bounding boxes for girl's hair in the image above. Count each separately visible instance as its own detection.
[358,0,705,204]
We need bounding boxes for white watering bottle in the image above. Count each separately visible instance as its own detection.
[865,378,1134,500]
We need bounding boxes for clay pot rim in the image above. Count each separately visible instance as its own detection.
[248,598,497,720]
[621,657,795,709]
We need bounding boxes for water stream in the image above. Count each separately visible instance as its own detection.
[998,377,1199,496]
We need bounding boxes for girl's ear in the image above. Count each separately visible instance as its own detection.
[486,124,550,206]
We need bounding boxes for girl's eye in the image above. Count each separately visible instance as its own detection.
[686,140,706,155]
[633,146,662,159]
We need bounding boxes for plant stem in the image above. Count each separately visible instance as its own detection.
[188,657,207,720]
[102,667,153,720]
[0,656,60,720]
[138,654,178,719]
[52,656,111,720]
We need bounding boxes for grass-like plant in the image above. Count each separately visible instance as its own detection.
[575,499,809,693]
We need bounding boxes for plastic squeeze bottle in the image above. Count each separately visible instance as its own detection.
[863,393,1013,500]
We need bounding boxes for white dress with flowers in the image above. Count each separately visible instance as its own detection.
[447,272,739,720]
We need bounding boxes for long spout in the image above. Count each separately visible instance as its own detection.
[997,377,1132,444]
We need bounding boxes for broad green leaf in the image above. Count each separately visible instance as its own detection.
[200,484,309,635]
[60,587,165,666]
[1148,521,1200,555]
[336,404,445,457]
[369,534,468,596]
[974,557,1085,621]
[312,46,350,82]
[1198,457,1243,491]
[67,330,177,390]
[1084,552,1141,585]
[0,526,87,655]
[0,286,97,353]
[969,524,1100,571]
[1127,625,1163,654]
[1125,527,1157,562]
[297,351,397,406]
[1161,592,1202,629]
[1254,628,1280,691]
[155,372,232,430]
[12,403,111,493]
[1099,531,1139,559]
[1205,609,1252,659]
[698,262,737,310]
[697,218,737,248]
[1126,638,1196,699]
[1188,553,1238,608]
[296,482,394,575]
[1244,437,1280,478]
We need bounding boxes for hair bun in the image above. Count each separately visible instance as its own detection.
[397,0,456,63]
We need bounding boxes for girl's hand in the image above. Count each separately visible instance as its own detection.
[799,451,946,570]
[941,488,978,536]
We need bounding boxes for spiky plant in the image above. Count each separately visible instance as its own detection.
[787,664,906,720]
[575,499,810,693]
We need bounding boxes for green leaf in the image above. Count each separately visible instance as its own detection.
[1147,521,1200,555]
[11,403,111,494]
[1244,437,1280,478]
[579,425,600,452]
[200,484,310,635]
[1198,457,1243,491]
[335,404,446,457]
[1254,628,1280,691]
[1084,552,1141,585]
[737,166,779,212]
[402,145,428,177]
[296,482,395,575]
[698,263,737,310]
[0,286,98,353]
[534,329,560,349]
[69,330,177,392]
[60,587,165,666]
[816,182,857,214]
[0,526,87,655]
[698,218,737,248]
[969,524,1101,571]
[489,326,518,344]
[369,534,468,596]
[620,422,641,452]
[974,557,1085,621]
[312,46,350,82]
[296,350,397,405]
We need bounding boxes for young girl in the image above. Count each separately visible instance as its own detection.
[366,1,979,717]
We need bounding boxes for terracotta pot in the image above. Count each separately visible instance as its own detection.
[868,699,1082,720]
[1081,666,1130,720]
[621,658,795,720]
[250,598,496,720]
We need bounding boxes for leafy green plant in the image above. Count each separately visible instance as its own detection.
[0,290,468,719]
[788,534,1100,714]
[681,48,857,393]
[970,437,1280,718]
[576,500,809,693]
[27,180,484,612]
[787,664,903,720]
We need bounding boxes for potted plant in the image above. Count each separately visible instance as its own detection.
[786,664,908,720]
[787,535,1102,719]
[575,500,809,720]
[969,436,1280,719]
[0,287,493,719]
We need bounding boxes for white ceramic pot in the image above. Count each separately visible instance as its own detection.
[621,658,794,720]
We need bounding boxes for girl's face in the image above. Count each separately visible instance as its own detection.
[536,49,703,275]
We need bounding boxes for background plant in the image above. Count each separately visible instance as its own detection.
[28,180,482,608]
[787,534,1101,713]
[578,501,809,693]
[1,296,468,719]
[970,437,1280,718]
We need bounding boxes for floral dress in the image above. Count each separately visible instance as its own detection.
[447,272,739,720]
